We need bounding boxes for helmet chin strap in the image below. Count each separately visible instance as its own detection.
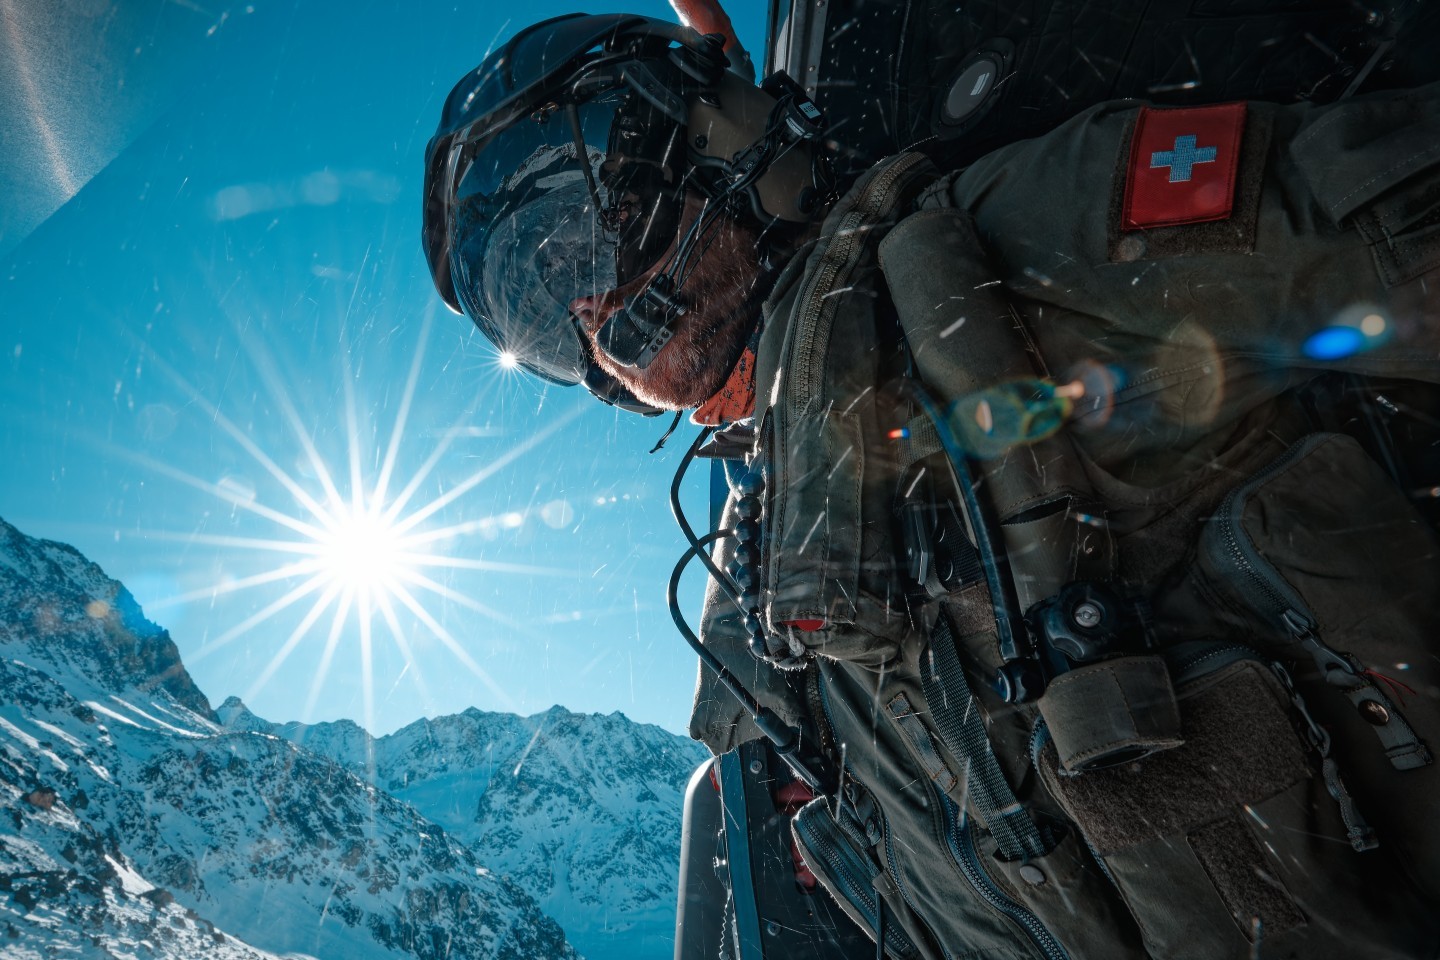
[595,172,736,369]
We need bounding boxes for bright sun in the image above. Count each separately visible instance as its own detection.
[315,506,410,596]
[129,312,584,730]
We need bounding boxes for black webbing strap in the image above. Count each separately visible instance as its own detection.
[920,615,1049,861]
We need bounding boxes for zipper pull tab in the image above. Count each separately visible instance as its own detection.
[1279,613,1432,773]
[1271,661,1381,852]
[1280,608,1316,639]
[1282,608,1357,677]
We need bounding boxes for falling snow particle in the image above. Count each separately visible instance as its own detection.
[1021,266,1054,287]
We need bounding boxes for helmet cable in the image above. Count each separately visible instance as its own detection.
[669,426,745,605]
[647,410,686,453]
[667,531,821,790]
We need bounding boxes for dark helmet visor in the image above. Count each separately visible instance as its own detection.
[443,73,687,383]
[454,175,614,383]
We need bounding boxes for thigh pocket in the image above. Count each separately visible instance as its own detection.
[1038,655,1440,959]
[1037,659,1312,957]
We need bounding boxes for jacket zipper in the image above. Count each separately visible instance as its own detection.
[792,804,882,931]
[793,802,918,959]
[806,667,838,762]
[788,152,930,407]
[1211,436,1329,632]
[879,801,955,960]
[1211,439,1376,682]
[940,793,1070,960]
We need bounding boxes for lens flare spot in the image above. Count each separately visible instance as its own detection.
[498,351,520,369]
[974,399,995,435]
[1360,313,1387,337]
[539,499,575,529]
[1302,326,1366,361]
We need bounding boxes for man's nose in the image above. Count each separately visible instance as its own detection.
[570,294,620,334]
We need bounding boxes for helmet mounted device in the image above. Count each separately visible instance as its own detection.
[423,13,831,413]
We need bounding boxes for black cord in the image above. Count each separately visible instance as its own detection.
[675,208,728,287]
[668,528,821,790]
[905,380,1031,664]
[660,106,793,286]
[669,427,747,610]
[647,410,685,454]
[665,426,822,788]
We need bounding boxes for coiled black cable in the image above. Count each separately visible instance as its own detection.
[669,426,747,611]
[667,528,820,790]
[665,426,820,789]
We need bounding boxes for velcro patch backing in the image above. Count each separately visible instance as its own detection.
[1123,103,1246,230]
[1107,106,1272,263]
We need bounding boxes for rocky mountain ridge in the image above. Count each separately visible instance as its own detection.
[1,515,666,958]
[217,695,707,960]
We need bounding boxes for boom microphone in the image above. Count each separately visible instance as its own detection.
[596,273,689,368]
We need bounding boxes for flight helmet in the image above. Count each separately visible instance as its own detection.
[422,13,828,413]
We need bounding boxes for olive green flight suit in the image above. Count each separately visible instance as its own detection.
[691,83,1440,959]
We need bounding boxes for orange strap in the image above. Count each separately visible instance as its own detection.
[668,0,742,52]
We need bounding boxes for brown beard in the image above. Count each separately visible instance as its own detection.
[582,195,774,411]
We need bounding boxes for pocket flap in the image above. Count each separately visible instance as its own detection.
[763,408,863,632]
[1198,432,1440,655]
[1039,659,1308,857]
[1291,90,1440,224]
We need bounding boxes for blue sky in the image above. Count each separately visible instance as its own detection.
[1,1,768,736]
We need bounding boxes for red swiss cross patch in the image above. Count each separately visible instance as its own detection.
[1122,102,1246,230]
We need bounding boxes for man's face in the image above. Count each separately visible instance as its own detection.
[569,191,771,411]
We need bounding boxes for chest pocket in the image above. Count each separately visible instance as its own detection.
[758,406,869,648]
[1290,86,1440,286]
[753,152,940,667]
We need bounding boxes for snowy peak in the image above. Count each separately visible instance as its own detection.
[230,696,708,960]
[217,696,376,766]
[0,517,579,960]
[0,516,213,718]
[214,695,265,731]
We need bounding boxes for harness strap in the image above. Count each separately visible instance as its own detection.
[899,415,942,473]
[921,615,1050,861]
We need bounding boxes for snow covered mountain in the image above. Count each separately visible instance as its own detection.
[217,698,708,960]
[0,516,579,959]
